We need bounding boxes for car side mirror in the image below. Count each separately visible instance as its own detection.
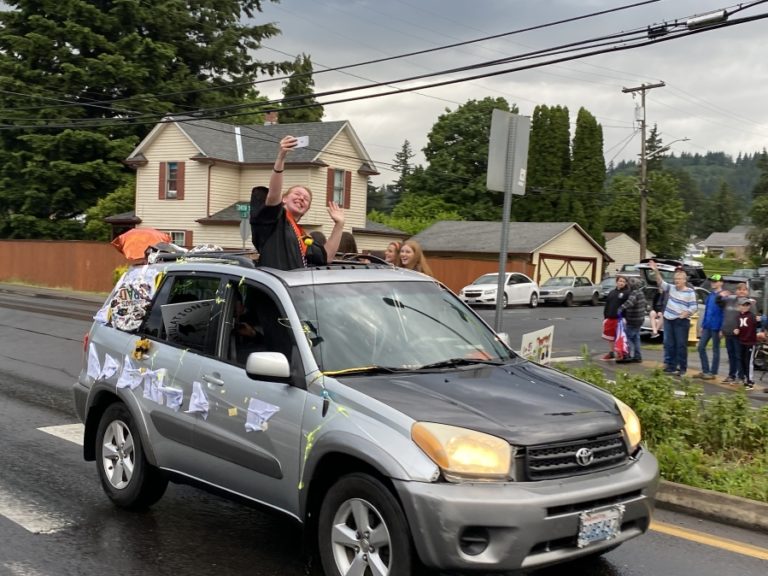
[245,351,290,380]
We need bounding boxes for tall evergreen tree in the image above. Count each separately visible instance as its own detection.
[568,107,605,242]
[515,105,571,222]
[390,140,415,207]
[752,149,768,199]
[644,124,664,172]
[698,181,741,236]
[0,0,288,238]
[278,53,324,123]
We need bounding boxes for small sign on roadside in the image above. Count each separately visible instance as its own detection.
[235,203,250,218]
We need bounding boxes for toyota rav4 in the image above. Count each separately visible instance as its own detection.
[73,252,658,576]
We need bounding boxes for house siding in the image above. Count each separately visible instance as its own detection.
[210,164,241,215]
[605,234,651,274]
[318,134,366,231]
[135,124,206,247]
[534,228,604,283]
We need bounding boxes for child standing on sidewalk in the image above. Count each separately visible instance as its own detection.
[734,297,757,390]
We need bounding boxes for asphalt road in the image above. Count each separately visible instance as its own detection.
[0,286,766,575]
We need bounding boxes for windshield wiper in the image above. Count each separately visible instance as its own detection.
[417,358,504,370]
[323,365,410,376]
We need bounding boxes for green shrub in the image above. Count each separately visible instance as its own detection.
[112,264,129,285]
[564,362,768,502]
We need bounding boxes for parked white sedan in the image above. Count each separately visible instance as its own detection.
[459,272,539,308]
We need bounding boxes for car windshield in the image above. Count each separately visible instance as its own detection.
[543,277,573,287]
[638,267,677,284]
[600,278,616,288]
[290,280,514,373]
[471,274,499,285]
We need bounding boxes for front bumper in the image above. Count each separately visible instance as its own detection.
[540,293,567,303]
[460,295,498,306]
[394,449,658,572]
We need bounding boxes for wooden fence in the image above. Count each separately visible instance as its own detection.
[0,240,127,293]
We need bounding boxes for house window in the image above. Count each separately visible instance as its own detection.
[158,161,185,200]
[166,162,178,199]
[326,168,351,209]
[164,230,186,246]
[332,169,345,205]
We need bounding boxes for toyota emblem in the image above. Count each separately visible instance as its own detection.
[575,447,594,467]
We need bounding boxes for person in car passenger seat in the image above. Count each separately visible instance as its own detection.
[399,240,433,277]
[250,136,345,270]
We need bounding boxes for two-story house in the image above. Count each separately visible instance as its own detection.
[121,115,403,251]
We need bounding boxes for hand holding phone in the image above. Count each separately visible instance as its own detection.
[294,135,309,148]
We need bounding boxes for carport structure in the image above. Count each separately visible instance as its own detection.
[411,221,611,294]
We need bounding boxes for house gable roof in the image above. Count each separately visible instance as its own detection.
[126,116,377,173]
[703,231,748,247]
[412,221,610,258]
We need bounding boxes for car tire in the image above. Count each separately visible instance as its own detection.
[529,293,538,308]
[318,473,414,576]
[591,292,599,306]
[564,293,574,307]
[502,294,509,308]
[95,402,168,510]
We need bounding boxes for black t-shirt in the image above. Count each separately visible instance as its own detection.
[250,203,326,270]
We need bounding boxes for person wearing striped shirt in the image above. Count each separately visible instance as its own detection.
[649,260,698,376]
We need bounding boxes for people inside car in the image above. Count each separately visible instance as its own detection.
[399,240,433,276]
[250,136,344,269]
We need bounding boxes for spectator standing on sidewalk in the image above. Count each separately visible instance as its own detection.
[649,260,697,376]
[734,297,758,390]
[695,273,725,380]
[616,277,647,363]
[717,282,754,383]
[601,275,630,360]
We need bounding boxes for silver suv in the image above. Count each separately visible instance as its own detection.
[73,254,658,575]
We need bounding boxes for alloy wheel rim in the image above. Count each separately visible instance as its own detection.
[330,497,391,576]
[101,419,135,489]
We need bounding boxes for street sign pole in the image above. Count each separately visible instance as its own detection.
[235,203,250,249]
[487,110,531,333]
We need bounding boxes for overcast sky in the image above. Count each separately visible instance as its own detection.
[254,0,768,186]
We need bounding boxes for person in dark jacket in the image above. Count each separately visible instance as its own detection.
[695,273,724,380]
[602,275,631,360]
[734,297,758,390]
[616,277,647,363]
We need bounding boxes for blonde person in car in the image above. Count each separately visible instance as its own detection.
[399,240,433,276]
[250,136,345,269]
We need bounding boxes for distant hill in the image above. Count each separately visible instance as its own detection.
[608,151,761,202]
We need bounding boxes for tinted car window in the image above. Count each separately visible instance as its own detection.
[141,275,223,355]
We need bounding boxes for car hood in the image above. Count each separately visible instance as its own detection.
[462,283,499,291]
[337,360,622,445]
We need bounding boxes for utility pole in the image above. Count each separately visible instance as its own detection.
[622,81,665,261]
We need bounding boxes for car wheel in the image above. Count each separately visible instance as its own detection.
[564,292,574,307]
[529,293,538,308]
[96,402,168,510]
[318,473,414,576]
[591,292,599,306]
[502,293,509,308]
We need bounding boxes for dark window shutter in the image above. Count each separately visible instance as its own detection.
[176,162,185,200]
[326,169,334,204]
[343,171,352,209]
[158,162,166,199]
[185,230,193,248]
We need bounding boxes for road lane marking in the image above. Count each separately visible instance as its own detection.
[37,424,83,446]
[651,520,768,561]
[0,486,73,535]
[1,562,49,576]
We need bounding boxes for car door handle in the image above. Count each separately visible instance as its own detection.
[202,373,225,386]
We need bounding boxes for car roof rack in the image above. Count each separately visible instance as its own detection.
[151,250,258,268]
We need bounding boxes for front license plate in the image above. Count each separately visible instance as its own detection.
[577,505,625,548]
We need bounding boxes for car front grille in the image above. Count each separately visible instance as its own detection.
[522,433,628,481]
[464,291,483,298]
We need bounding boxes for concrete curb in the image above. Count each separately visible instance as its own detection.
[656,479,768,533]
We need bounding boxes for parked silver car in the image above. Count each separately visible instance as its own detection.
[539,275,601,306]
[73,253,658,575]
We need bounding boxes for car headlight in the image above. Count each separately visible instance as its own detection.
[483,289,496,296]
[615,398,642,452]
[412,422,511,482]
